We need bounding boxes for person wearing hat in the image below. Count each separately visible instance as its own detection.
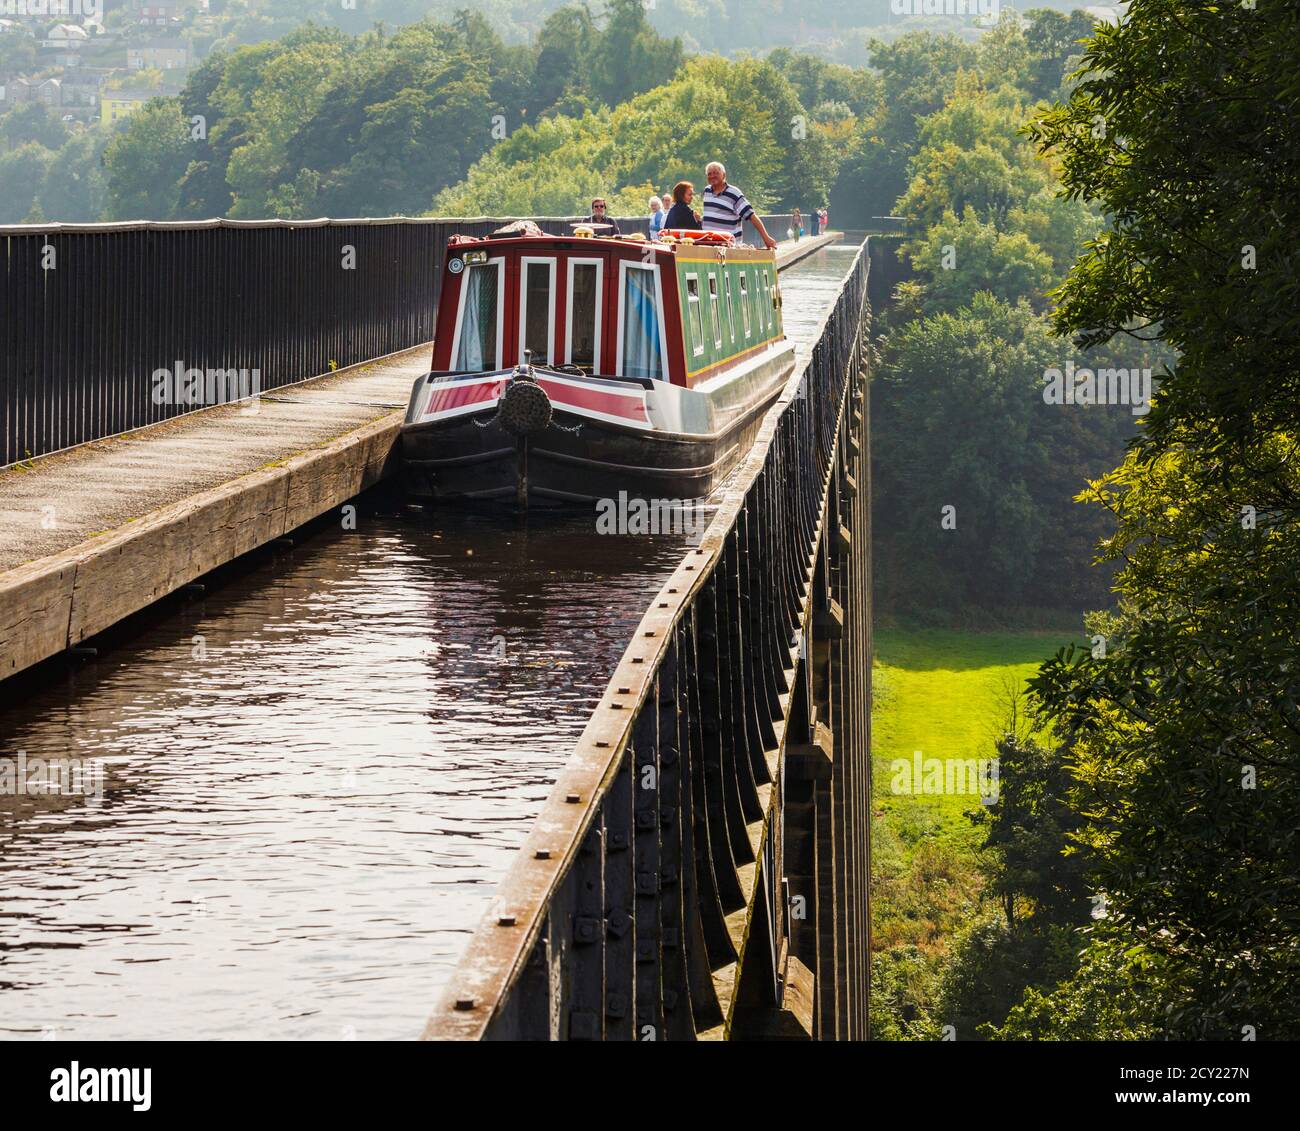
[585,197,621,236]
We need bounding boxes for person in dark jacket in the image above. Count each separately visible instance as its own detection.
[664,181,703,231]
[585,198,621,236]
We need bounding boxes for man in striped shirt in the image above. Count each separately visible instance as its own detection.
[702,162,778,249]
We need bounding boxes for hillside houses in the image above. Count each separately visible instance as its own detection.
[0,6,205,126]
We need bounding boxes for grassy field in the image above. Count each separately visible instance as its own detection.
[869,626,1076,1035]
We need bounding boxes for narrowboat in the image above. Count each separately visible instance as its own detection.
[400,226,795,506]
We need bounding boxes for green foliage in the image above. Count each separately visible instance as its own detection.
[0,102,68,152]
[0,143,55,224]
[1022,6,1097,103]
[38,131,110,223]
[1027,0,1300,460]
[586,0,684,109]
[766,47,880,117]
[1030,442,1300,1038]
[969,734,1092,929]
[989,934,1170,1040]
[434,55,835,215]
[897,130,1048,231]
[872,294,1131,613]
[103,98,192,221]
[902,208,1056,314]
[870,944,942,1041]
[937,918,1080,1039]
[96,5,684,221]
[1019,0,1300,1040]
[830,31,976,226]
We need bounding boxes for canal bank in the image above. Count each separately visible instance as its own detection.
[0,234,840,683]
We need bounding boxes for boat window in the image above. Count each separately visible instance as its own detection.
[739,273,752,338]
[622,264,664,380]
[568,260,601,370]
[724,273,736,343]
[685,274,705,358]
[708,273,722,348]
[521,259,554,364]
[762,269,773,331]
[454,262,500,371]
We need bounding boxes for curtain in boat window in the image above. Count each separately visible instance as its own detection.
[622,267,663,380]
[455,263,499,371]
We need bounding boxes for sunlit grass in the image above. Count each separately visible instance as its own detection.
[871,628,1073,956]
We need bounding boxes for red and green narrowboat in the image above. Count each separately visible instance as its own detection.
[400,228,795,506]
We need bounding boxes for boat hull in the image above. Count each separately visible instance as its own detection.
[400,345,795,506]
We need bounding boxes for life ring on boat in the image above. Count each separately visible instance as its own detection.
[661,229,734,246]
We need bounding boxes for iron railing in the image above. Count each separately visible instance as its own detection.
[0,214,795,469]
[423,239,873,1040]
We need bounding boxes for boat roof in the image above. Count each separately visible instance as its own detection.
[446,232,777,260]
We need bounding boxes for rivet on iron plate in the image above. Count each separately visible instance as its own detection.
[644,631,655,637]
[535,849,551,860]
[498,915,517,927]
[618,687,631,694]
[596,740,610,747]
[454,998,475,1011]
[566,793,580,803]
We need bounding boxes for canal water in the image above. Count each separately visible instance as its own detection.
[0,238,863,1040]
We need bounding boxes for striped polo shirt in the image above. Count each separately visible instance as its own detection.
[702,183,755,239]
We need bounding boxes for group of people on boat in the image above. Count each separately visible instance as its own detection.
[590,161,779,250]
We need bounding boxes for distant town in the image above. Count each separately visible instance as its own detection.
[0,0,205,128]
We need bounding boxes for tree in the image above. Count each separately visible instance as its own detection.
[103,99,192,220]
[38,131,110,222]
[530,4,596,118]
[1024,0,1300,1039]
[830,32,977,226]
[902,208,1056,314]
[872,295,1063,610]
[969,735,1092,929]
[175,51,236,219]
[990,935,1169,1041]
[898,140,1048,231]
[433,56,833,216]
[0,102,68,151]
[587,0,683,109]
[1022,7,1098,103]
[1027,0,1300,462]
[0,144,55,224]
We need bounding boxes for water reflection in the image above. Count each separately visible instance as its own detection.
[0,513,691,1039]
